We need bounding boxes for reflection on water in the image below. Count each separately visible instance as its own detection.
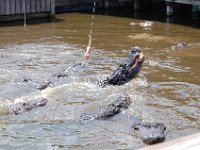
[0,8,200,149]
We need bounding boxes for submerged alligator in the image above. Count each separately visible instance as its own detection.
[8,94,166,144]
[9,97,47,115]
[79,94,130,120]
[36,62,82,90]
[79,94,166,144]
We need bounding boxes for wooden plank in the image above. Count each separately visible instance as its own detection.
[46,0,51,11]
[41,0,46,12]
[26,0,31,13]
[10,0,16,15]
[166,0,200,5]
[5,0,11,15]
[36,0,41,12]
[139,133,200,150]
[31,0,36,13]
[0,0,6,15]
[51,0,55,15]
[21,0,25,13]
[15,0,21,14]
[55,0,69,7]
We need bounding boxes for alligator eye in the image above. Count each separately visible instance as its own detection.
[163,126,166,130]
[133,126,139,130]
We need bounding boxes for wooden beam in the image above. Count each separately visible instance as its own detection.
[166,0,200,5]
[21,0,25,13]
[46,0,51,11]
[31,0,36,13]
[36,0,41,12]
[0,0,6,15]
[41,0,46,12]
[10,0,16,15]
[5,0,11,15]
[50,0,55,15]
[26,0,31,13]
[15,0,21,14]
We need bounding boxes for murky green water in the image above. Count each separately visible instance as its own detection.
[0,8,200,149]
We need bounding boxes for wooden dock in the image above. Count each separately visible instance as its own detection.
[0,0,200,22]
[139,132,200,150]
[165,0,200,15]
[0,0,55,21]
[166,0,200,5]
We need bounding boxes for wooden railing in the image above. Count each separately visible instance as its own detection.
[0,0,55,16]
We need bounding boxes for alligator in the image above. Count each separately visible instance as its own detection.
[36,47,144,90]
[132,121,166,144]
[9,97,47,115]
[18,63,83,90]
[79,95,166,145]
[99,47,144,87]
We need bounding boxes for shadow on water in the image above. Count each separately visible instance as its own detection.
[0,17,64,27]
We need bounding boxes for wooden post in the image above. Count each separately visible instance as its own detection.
[133,0,139,10]
[166,2,174,16]
[21,0,25,13]
[51,0,55,15]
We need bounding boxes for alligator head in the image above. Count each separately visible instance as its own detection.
[100,47,144,86]
[132,121,166,145]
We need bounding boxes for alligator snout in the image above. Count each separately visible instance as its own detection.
[132,122,166,145]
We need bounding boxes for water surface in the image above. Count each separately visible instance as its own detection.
[0,8,200,149]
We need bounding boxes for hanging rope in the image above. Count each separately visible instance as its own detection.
[85,1,96,59]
